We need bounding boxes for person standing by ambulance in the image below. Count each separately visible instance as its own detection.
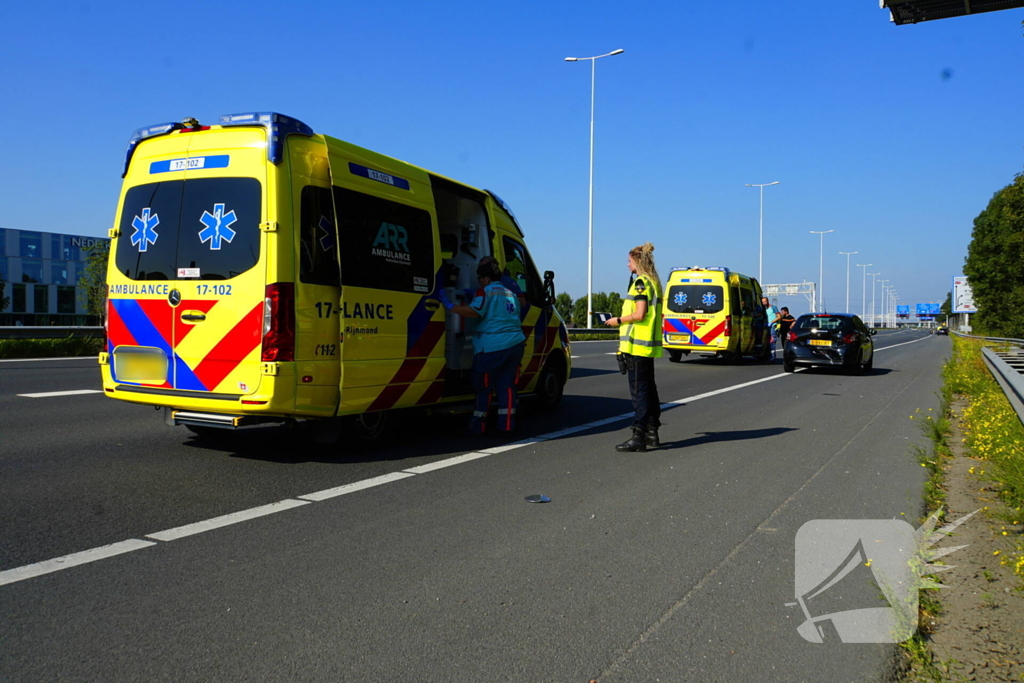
[605,242,663,452]
[762,296,781,358]
[439,260,526,434]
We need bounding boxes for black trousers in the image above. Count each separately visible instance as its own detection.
[623,353,661,429]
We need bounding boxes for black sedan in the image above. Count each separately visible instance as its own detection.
[783,313,875,374]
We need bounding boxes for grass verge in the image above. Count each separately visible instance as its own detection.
[0,336,104,359]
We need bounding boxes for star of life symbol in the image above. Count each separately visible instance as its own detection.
[790,508,975,643]
[674,292,687,306]
[318,215,335,252]
[198,203,238,250]
[505,299,516,314]
[702,291,717,306]
[130,208,159,252]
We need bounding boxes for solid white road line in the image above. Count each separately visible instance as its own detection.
[146,500,311,542]
[0,539,156,587]
[0,334,933,587]
[0,356,99,363]
[17,390,102,398]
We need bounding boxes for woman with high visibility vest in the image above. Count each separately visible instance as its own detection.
[605,242,663,452]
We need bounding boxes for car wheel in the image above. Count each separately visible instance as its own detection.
[863,352,873,372]
[849,351,864,375]
[783,360,795,373]
[534,355,566,410]
[353,410,389,441]
[668,349,683,363]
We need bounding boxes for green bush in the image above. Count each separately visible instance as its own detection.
[0,336,104,359]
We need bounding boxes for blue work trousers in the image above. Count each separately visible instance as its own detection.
[470,343,525,434]
[624,353,661,430]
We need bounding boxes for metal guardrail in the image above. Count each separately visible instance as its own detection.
[951,330,1024,426]
[566,328,618,336]
[0,326,104,340]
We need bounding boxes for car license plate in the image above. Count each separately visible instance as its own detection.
[809,339,831,347]
[668,334,690,343]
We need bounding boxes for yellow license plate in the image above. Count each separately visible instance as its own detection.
[113,347,169,383]
[809,339,832,347]
[668,334,690,343]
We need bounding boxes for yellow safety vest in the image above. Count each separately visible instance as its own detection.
[619,275,663,357]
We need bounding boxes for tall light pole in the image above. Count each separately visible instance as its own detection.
[879,280,889,328]
[810,230,834,312]
[857,263,873,319]
[869,273,880,327]
[839,251,858,312]
[745,181,780,284]
[565,48,625,328]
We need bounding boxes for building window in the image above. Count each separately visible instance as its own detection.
[33,285,50,314]
[20,231,42,259]
[58,286,76,313]
[12,283,26,312]
[52,261,71,285]
[22,259,43,283]
[0,256,7,281]
[0,227,6,256]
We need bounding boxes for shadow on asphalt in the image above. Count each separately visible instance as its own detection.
[181,393,637,465]
[661,426,798,450]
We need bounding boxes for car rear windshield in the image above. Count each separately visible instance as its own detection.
[795,315,852,331]
[666,285,724,314]
[115,178,261,281]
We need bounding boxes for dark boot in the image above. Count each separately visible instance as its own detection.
[644,425,660,449]
[616,427,647,453]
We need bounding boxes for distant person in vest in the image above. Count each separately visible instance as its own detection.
[605,242,663,452]
[439,259,527,435]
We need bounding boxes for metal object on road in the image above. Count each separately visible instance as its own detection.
[524,495,551,503]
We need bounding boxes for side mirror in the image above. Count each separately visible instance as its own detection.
[870,329,877,335]
[543,270,556,308]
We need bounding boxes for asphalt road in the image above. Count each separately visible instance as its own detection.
[0,330,945,682]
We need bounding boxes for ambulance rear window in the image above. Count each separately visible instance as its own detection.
[666,285,724,314]
[115,178,261,281]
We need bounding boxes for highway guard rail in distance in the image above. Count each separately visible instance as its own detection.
[566,328,618,336]
[0,326,104,340]
[951,330,1024,427]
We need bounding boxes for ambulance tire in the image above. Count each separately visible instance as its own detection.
[534,356,566,410]
[353,410,390,442]
[668,349,683,363]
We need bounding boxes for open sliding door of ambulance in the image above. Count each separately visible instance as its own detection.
[108,126,268,399]
[325,142,445,415]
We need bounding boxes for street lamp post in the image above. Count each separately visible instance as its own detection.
[839,251,858,312]
[745,181,780,284]
[879,280,889,328]
[809,230,834,312]
[565,48,625,329]
[869,273,880,327]
[857,263,873,319]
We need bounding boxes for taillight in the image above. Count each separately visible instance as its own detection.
[842,332,856,344]
[787,331,797,342]
[262,283,295,361]
[724,315,732,337]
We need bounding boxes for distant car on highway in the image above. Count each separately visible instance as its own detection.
[935,325,949,335]
[783,313,876,374]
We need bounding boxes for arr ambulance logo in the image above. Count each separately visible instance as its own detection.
[372,222,412,264]
[790,508,975,643]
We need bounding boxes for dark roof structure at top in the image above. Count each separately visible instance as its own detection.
[881,0,1024,24]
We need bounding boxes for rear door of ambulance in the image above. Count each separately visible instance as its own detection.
[107,126,267,403]
[664,273,728,352]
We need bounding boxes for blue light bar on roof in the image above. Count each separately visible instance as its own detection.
[218,112,315,165]
[122,121,186,177]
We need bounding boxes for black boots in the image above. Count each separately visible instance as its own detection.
[616,427,647,452]
[645,426,660,449]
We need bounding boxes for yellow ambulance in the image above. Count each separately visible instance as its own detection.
[101,112,570,438]
[661,266,772,363]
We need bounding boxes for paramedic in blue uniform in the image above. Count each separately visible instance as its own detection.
[439,260,527,434]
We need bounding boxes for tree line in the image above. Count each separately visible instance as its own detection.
[963,168,1024,338]
[553,292,624,329]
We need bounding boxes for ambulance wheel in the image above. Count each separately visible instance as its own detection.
[535,356,566,410]
[353,410,389,441]
[668,349,683,363]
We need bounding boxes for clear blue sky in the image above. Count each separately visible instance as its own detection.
[2,1,1021,317]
